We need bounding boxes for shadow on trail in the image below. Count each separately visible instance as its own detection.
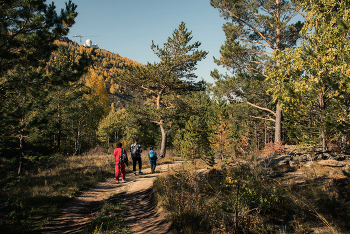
[122,187,172,234]
[38,198,102,234]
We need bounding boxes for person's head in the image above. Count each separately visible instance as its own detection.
[150,146,153,150]
[133,137,139,143]
[116,142,122,148]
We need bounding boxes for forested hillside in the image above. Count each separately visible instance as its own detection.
[0,32,142,174]
[55,38,141,107]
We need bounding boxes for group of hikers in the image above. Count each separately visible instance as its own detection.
[113,138,158,183]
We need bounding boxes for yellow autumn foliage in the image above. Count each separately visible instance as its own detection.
[84,69,110,116]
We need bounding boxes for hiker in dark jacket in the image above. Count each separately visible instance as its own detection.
[148,146,158,173]
[114,142,128,183]
[130,137,143,175]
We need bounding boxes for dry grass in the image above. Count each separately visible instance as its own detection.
[153,153,350,234]
[0,152,116,233]
[0,147,181,233]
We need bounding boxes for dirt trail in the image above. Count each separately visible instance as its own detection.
[41,162,180,234]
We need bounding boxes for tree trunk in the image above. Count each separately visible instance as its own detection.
[341,116,347,154]
[232,138,236,158]
[220,127,223,163]
[74,125,82,155]
[341,129,347,154]
[275,0,282,144]
[254,123,258,150]
[275,101,282,143]
[57,88,61,152]
[57,120,61,153]
[318,91,327,152]
[18,135,24,175]
[159,119,167,158]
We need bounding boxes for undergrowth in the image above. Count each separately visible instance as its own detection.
[153,156,350,233]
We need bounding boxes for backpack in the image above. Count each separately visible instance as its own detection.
[119,149,128,166]
[149,150,157,160]
[130,143,141,157]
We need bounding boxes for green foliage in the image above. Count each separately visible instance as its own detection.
[211,0,304,143]
[268,0,350,147]
[116,22,208,157]
[202,150,216,168]
[0,1,97,174]
[0,0,77,79]
[181,115,209,162]
[97,107,127,145]
[45,46,93,154]
[343,169,350,178]
[0,0,141,169]
[171,89,217,163]
[151,21,208,81]
[207,100,231,161]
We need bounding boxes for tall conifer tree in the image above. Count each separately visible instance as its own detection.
[0,0,85,172]
[210,0,303,143]
[117,22,208,157]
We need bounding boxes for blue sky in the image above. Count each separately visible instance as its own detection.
[53,0,228,84]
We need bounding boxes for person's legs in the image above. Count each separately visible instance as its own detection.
[132,158,137,173]
[121,165,126,181]
[150,161,154,171]
[153,161,157,172]
[138,157,142,172]
[115,163,120,182]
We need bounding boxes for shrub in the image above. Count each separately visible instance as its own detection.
[153,161,286,233]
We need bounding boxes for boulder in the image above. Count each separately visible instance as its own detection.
[317,160,347,167]
[261,155,291,167]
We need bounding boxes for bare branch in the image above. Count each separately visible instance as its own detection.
[150,120,161,125]
[285,9,299,25]
[250,115,276,122]
[140,85,156,94]
[227,94,276,116]
[248,60,268,66]
[250,51,273,55]
[243,39,275,49]
[247,67,269,78]
[224,6,275,50]
[246,7,276,31]
[297,9,307,20]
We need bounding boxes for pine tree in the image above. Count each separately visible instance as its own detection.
[117,22,208,157]
[0,0,83,173]
[210,0,304,143]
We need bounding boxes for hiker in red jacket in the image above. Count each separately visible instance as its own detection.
[114,142,129,183]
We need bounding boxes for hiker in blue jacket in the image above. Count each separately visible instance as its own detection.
[148,146,158,173]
